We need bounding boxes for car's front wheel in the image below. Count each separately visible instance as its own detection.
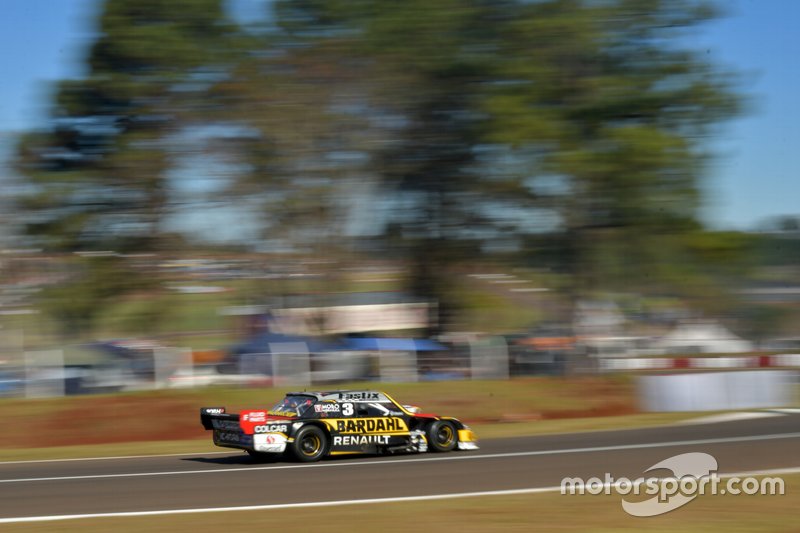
[426,420,457,452]
[289,425,328,462]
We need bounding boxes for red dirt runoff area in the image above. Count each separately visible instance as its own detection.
[1,378,637,448]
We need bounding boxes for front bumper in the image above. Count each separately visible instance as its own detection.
[457,428,479,450]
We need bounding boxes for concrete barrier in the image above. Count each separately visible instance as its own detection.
[637,370,797,412]
[601,354,800,372]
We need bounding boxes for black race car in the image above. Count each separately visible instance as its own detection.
[200,390,478,462]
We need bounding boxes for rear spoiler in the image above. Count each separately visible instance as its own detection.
[200,407,237,430]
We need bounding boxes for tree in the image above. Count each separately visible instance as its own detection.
[14,0,745,337]
[38,254,154,338]
[13,0,234,337]
[484,0,740,300]
[261,0,742,329]
[14,0,234,253]
[206,35,372,255]
[261,1,536,331]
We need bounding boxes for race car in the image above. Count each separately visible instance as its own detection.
[200,389,478,462]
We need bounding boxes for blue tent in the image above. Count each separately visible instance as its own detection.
[342,337,446,352]
[231,332,338,356]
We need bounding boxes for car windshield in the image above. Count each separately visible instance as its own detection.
[268,395,315,417]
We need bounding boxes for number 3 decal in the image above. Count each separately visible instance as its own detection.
[342,403,354,416]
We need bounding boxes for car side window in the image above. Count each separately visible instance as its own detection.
[362,402,402,417]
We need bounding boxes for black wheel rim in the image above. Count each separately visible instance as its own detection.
[301,434,322,456]
[436,425,454,447]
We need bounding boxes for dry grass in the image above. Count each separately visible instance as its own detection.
[0,377,637,449]
[3,475,798,532]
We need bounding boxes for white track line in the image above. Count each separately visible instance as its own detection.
[1,466,799,524]
[2,431,800,485]
[679,412,785,425]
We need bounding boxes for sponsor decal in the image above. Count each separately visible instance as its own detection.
[211,419,240,431]
[241,410,267,423]
[267,410,295,417]
[315,403,340,413]
[203,408,225,415]
[216,431,242,443]
[333,435,390,446]
[335,417,407,434]
[219,432,239,442]
[254,443,285,453]
[254,432,287,453]
[240,410,287,434]
[255,433,286,445]
[337,392,380,401]
[254,424,289,434]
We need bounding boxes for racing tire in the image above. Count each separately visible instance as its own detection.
[289,425,328,462]
[426,420,457,452]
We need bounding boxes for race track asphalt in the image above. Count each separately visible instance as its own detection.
[1,413,798,521]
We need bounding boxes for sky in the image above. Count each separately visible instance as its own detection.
[696,0,800,229]
[0,0,798,232]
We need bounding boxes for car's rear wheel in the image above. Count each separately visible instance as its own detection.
[426,420,457,452]
[289,425,328,462]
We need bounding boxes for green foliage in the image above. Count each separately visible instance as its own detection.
[13,0,747,335]
[482,0,741,297]
[14,0,234,253]
[39,255,155,338]
[754,233,800,268]
[740,305,791,343]
[261,1,742,307]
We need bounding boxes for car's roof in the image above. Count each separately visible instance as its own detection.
[286,389,380,396]
[285,390,391,402]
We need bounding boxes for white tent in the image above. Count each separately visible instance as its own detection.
[657,321,753,354]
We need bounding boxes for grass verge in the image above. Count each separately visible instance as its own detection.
[0,377,793,462]
[0,377,636,451]
[0,411,730,462]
